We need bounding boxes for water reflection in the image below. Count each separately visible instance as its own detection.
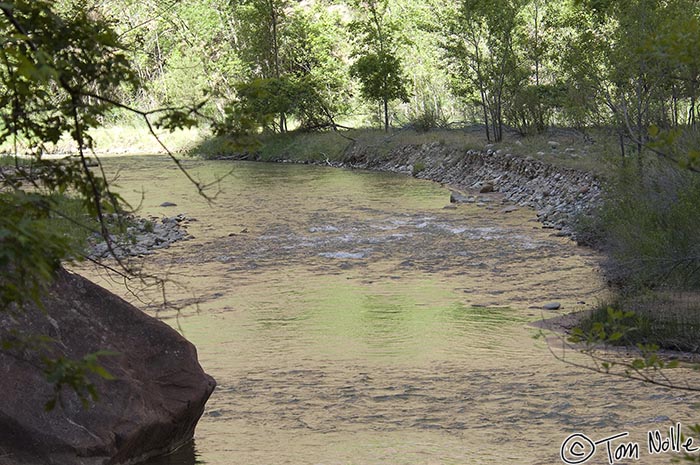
[143,440,203,465]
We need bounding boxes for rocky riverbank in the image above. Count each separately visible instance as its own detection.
[234,141,602,240]
[88,213,194,260]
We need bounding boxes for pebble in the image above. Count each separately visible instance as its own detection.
[88,213,192,260]
[543,302,562,310]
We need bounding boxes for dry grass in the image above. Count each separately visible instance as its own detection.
[0,124,203,156]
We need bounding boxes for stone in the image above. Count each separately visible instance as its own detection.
[548,141,559,149]
[543,302,562,310]
[479,182,494,193]
[160,202,177,207]
[449,190,472,203]
[500,206,519,214]
[0,269,215,465]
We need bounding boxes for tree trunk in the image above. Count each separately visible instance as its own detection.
[269,0,285,133]
[619,131,626,167]
[479,86,490,142]
[384,97,389,132]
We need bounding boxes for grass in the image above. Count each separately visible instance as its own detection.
[0,155,31,167]
[579,295,700,353]
[0,124,203,156]
[572,160,700,354]
[187,125,628,176]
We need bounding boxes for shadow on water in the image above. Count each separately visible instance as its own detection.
[142,440,204,465]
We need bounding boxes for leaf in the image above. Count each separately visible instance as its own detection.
[91,365,115,381]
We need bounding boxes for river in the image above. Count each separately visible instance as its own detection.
[81,155,698,465]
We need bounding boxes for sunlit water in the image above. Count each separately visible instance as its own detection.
[80,155,699,465]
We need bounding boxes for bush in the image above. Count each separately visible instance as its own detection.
[594,163,700,291]
[406,109,449,133]
[412,161,426,176]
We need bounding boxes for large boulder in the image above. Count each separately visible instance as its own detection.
[0,269,215,465]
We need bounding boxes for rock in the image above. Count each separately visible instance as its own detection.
[500,206,519,214]
[443,204,458,210]
[449,190,472,203]
[548,141,559,149]
[543,302,562,310]
[0,269,215,465]
[89,215,192,260]
[479,182,494,193]
[160,202,177,207]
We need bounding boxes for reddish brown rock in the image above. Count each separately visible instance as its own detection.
[0,269,215,465]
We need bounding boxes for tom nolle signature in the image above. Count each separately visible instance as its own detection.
[560,423,698,464]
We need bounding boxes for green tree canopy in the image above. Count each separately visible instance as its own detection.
[349,0,409,132]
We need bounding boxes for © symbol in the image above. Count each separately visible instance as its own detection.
[560,433,596,464]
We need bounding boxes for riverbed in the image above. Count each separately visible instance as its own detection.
[81,155,699,465]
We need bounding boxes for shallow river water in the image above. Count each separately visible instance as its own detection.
[82,155,699,465]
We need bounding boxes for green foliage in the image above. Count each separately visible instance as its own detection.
[229,75,335,133]
[506,83,566,135]
[0,192,72,311]
[350,51,409,108]
[563,305,699,392]
[411,161,426,176]
[407,108,449,132]
[569,306,642,347]
[43,351,117,411]
[442,0,527,141]
[0,0,137,151]
[349,0,409,132]
[0,1,191,410]
[592,164,700,291]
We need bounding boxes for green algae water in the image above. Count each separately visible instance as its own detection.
[82,155,699,465]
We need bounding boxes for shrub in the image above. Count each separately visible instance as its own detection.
[412,161,426,176]
[594,163,700,291]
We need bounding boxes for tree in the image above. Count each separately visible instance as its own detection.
[0,0,202,406]
[225,0,348,133]
[442,0,524,142]
[229,0,290,132]
[349,0,409,132]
